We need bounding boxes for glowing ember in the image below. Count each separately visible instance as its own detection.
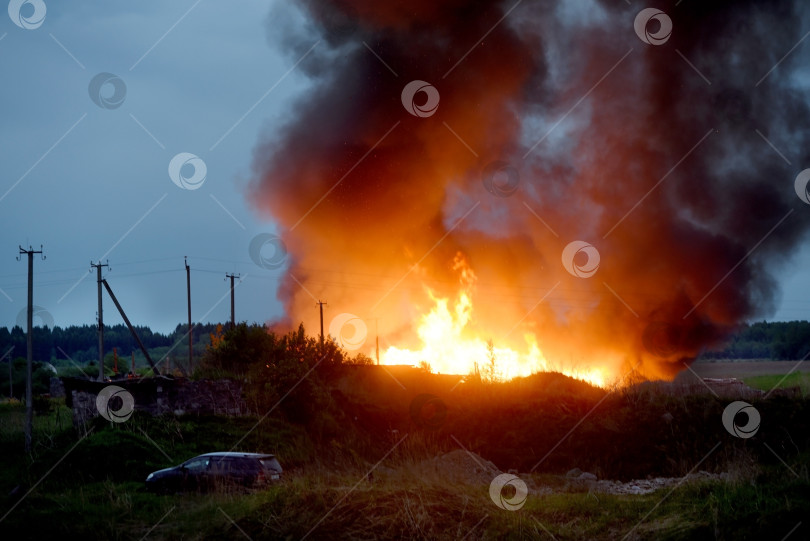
[379,255,608,387]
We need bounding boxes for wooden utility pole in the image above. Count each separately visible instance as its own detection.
[226,273,239,330]
[18,245,44,452]
[317,300,327,350]
[2,347,15,403]
[91,261,109,381]
[7,350,12,398]
[185,257,192,373]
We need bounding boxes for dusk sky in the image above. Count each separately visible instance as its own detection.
[2,0,810,340]
[2,1,305,333]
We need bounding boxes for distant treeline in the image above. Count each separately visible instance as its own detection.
[0,322,223,365]
[1,319,808,366]
[700,320,810,360]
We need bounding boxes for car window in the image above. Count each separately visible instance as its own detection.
[184,457,210,471]
[230,458,254,471]
[208,457,225,471]
[260,458,281,472]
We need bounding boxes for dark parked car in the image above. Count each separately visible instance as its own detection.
[145,452,282,493]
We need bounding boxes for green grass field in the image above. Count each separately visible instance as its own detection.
[5,474,808,540]
[742,371,810,397]
[1,370,808,540]
[1,447,806,540]
[2,442,807,540]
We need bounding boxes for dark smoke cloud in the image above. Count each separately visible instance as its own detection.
[250,0,810,379]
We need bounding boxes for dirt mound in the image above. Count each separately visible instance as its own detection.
[372,450,503,486]
[376,451,729,497]
[419,450,502,485]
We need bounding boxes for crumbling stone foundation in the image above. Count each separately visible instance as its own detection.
[62,377,248,427]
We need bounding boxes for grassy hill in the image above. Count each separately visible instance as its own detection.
[0,366,808,539]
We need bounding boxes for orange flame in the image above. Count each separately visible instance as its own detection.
[380,254,609,387]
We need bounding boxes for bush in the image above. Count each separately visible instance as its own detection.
[199,323,352,429]
[0,357,53,399]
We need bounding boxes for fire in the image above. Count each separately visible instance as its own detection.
[379,255,608,387]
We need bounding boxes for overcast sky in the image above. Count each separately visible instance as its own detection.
[1,0,809,335]
[1,0,308,334]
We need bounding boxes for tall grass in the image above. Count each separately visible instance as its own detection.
[1,373,809,539]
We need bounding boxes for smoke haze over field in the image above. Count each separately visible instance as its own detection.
[249,0,810,379]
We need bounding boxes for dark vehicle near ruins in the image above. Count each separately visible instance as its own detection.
[145,452,282,493]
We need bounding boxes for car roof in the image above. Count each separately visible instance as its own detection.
[195,452,276,459]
